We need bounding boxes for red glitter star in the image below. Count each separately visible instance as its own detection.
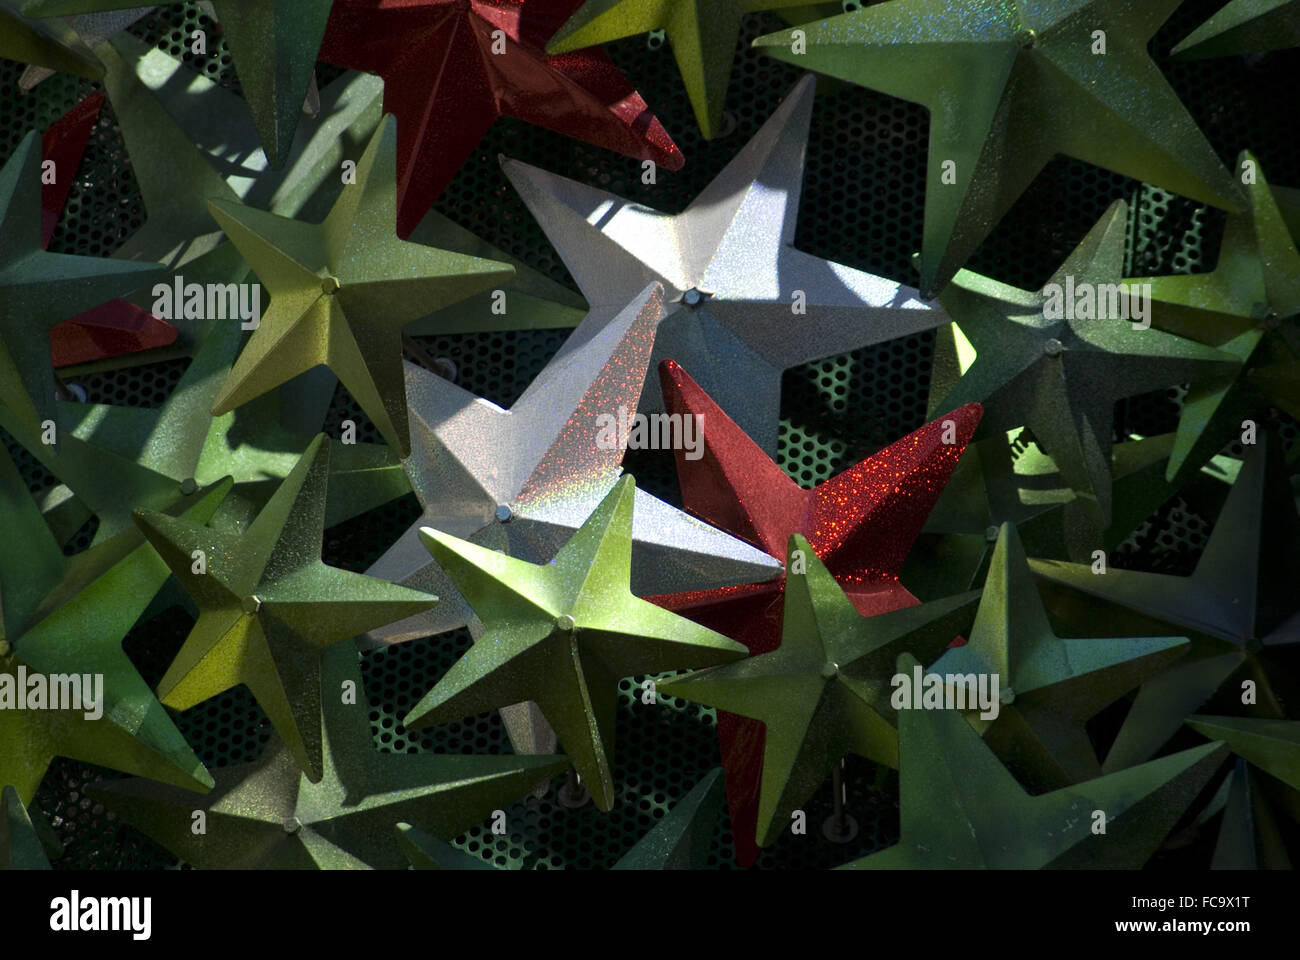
[318,0,683,237]
[648,359,981,865]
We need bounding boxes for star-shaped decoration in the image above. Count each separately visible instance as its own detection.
[928,523,1189,793]
[612,767,726,869]
[206,115,516,458]
[363,283,782,652]
[1125,152,1300,485]
[1172,0,1300,59]
[502,74,949,454]
[1030,433,1300,773]
[0,130,164,439]
[1186,716,1300,793]
[1,316,408,547]
[17,5,150,90]
[926,200,1237,530]
[0,0,102,79]
[40,90,101,249]
[648,359,982,864]
[318,0,683,238]
[660,536,980,848]
[841,654,1229,868]
[404,475,750,811]
[754,0,1243,296]
[396,822,499,870]
[25,0,333,168]
[133,434,440,783]
[90,644,568,869]
[546,0,810,138]
[0,442,223,807]
[1,786,51,870]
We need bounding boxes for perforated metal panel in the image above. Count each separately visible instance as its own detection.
[2,0,1296,870]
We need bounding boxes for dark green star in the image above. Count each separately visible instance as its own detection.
[1,786,51,870]
[1031,433,1300,772]
[754,0,1243,295]
[133,433,439,783]
[404,475,748,811]
[0,0,101,79]
[25,0,334,168]
[547,0,811,138]
[206,115,515,457]
[927,201,1236,529]
[90,645,567,869]
[1172,0,1300,59]
[659,535,980,847]
[841,654,1228,868]
[929,523,1188,792]
[0,130,163,439]
[1126,152,1300,485]
[613,767,726,869]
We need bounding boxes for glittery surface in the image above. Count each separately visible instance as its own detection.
[929,201,1237,530]
[754,0,1244,296]
[0,130,163,438]
[364,283,781,652]
[132,435,439,782]
[659,536,980,848]
[929,523,1188,793]
[612,766,725,869]
[89,645,567,869]
[16,7,148,90]
[545,0,812,138]
[503,75,949,454]
[0,443,223,807]
[1031,433,1300,774]
[318,0,684,237]
[1124,153,1300,486]
[39,91,100,249]
[839,653,1227,869]
[0,0,102,80]
[649,359,981,864]
[1171,0,1300,59]
[207,115,515,457]
[404,476,747,811]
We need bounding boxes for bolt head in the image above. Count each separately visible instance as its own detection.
[555,614,576,633]
[495,504,512,523]
[1000,685,1016,705]
[179,477,197,496]
[242,595,262,615]
[283,816,302,834]
[985,525,1000,543]
[821,661,839,679]
[1043,338,1064,357]
[320,275,341,296]
[682,288,702,306]
[1016,27,1037,48]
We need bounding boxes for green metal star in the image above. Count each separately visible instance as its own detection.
[659,535,981,848]
[206,115,515,457]
[1172,0,1300,58]
[395,823,498,870]
[546,0,810,138]
[1197,757,1292,869]
[754,0,1243,296]
[0,786,51,870]
[1,317,409,546]
[1031,433,1300,773]
[929,523,1189,793]
[404,475,748,811]
[926,201,1236,530]
[90,644,567,869]
[1187,716,1300,793]
[0,0,101,79]
[0,442,223,806]
[0,130,163,438]
[25,0,334,168]
[1126,152,1300,485]
[613,767,726,869]
[133,433,439,783]
[841,654,1228,868]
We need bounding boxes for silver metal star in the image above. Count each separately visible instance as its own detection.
[501,74,950,454]
[18,8,152,90]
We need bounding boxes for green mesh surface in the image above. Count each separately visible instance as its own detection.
[1,0,1297,870]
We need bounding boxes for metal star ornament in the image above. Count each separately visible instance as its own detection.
[207,115,516,458]
[928,523,1189,793]
[840,654,1229,868]
[363,283,782,651]
[546,0,810,138]
[927,200,1237,530]
[649,359,982,864]
[133,434,440,783]
[1126,152,1300,486]
[754,0,1244,296]
[1172,0,1300,58]
[0,130,163,438]
[318,0,684,237]
[24,0,333,168]
[1,786,51,870]
[1030,433,1300,773]
[613,767,726,869]
[404,476,750,811]
[660,536,980,848]
[1198,757,1292,869]
[502,75,950,454]
[0,0,101,79]
[0,443,223,806]
[90,645,568,869]
[1186,716,1300,793]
